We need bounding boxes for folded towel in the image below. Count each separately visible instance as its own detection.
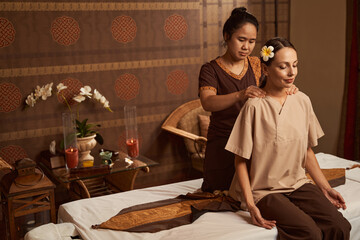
[346,167,360,183]
[24,223,80,240]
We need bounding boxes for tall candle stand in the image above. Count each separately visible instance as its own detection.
[124,105,139,159]
[62,112,78,169]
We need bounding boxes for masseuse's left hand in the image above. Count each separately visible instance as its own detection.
[323,188,347,210]
[286,84,298,95]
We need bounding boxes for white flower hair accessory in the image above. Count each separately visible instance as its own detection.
[260,45,274,62]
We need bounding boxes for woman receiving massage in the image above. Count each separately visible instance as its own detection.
[225,37,351,239]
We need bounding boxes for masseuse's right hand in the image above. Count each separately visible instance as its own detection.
[248,205,276,230]
[242,85,266,99]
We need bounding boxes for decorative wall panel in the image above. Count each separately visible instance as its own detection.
[0,0,289,189]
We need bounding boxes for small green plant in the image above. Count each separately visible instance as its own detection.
[76,118,104,145]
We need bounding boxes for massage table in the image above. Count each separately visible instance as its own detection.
[57,153,360,240]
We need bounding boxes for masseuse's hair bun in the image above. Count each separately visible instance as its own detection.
[223,7,259,40]
[231,7,247,16]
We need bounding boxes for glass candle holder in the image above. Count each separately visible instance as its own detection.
[62,112,78,169]
[124,105,139,159]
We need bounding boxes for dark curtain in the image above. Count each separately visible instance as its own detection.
[338,0,360,160]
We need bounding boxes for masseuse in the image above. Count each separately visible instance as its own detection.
[199,7,297,192]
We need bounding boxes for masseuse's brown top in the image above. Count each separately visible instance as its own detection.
[225,92,324,209]
[198,56,261,139]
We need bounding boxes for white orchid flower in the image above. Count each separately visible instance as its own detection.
[103,100,110,108]
[93,89,102,101]
[73,95,86,103]
[99,96,107,104]
[260,45,275,62]
[80,86,92,98]
[25,93,36,107]
[25,82,113,113]
[34,84,51,101]
[38,86,48,100]
[40,90,48,100]
[42,83,53,100]
[45,82,53,91]
[93,89,112,111]
[34,86,42,99]
[57,83,67,93]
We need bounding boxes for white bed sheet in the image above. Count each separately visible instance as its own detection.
[58,153,360,240]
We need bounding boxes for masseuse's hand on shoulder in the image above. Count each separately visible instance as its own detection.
[286,84,298,95]
[242,85,266,99]
[200,87,263,112]
[242,83,297,99]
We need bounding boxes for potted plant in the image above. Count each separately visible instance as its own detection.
[25,82,113,165]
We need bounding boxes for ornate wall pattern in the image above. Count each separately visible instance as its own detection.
[0,0,289,188]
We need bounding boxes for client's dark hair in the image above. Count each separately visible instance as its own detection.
[259,37,296,88]
[223,7,259,41]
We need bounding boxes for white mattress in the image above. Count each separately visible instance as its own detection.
[58,153,360,240]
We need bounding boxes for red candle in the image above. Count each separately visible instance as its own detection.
[126,138,139,158]
[65,147,78,168]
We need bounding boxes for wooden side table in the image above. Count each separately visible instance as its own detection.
[1,170,56,240]
[39,151,157,201]
[68,159,150,199]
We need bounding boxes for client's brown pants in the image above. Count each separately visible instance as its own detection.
[257,183,351,240]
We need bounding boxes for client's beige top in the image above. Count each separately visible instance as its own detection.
[225,91,324,210]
